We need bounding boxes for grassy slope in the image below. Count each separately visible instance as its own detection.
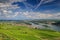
[0,23,60,40]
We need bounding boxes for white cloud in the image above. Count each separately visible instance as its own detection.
[12,12,19,17]
[0,3,19,9]
[35,0,54,9]
[6,12,19,18]
[43,0,54,4]
[10,0,26,3]
[0,0,26,3]
[21,11,54,19]
[0,0,21,18]
[1,9,60,19]
[3,10,8,13]
[0,0,60,19]
[52,13,60,19]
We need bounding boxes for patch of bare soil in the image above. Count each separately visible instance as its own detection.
[54,37,60,40]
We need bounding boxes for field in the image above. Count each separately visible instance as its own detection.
[0,23,60,40]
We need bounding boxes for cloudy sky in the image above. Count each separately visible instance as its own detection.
[0,0,60,20]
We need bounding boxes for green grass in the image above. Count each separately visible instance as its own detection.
[0,23,60,40]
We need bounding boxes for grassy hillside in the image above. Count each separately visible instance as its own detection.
[0,23,60,40]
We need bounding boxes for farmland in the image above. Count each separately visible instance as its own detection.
[0,22,60,40]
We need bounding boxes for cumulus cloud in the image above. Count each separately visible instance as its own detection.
[1,9,20,18]
[0,0,60,19]
[10,0,26,3]
[5,12,19,18]
[21,11,53,19]
[52,13,60,19]
[0,0,22,18]
[20,11,60,19]
[0,0,26,3]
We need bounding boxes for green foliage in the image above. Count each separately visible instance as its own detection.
[0,23,60,40]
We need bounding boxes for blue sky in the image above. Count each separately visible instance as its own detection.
[0,0,60,20]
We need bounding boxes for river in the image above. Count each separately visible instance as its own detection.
[30,22,60,31]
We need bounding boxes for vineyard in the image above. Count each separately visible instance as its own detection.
[0,23,60,40]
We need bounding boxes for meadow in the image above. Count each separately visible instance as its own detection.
[0,23,60,40]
